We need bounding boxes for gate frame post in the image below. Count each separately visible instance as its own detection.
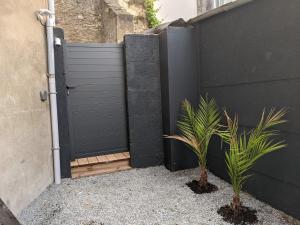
[54,27,71,178]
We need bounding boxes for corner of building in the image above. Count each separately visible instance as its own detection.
[0,0,54,215]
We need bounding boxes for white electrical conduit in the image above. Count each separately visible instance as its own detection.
[37,0,61,184]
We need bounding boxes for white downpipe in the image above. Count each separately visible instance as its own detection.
[46,0,61,184]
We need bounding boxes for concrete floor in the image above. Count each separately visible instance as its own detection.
[19,166,299,225]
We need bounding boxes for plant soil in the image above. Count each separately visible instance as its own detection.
[217,205,258,225]
[186,180,218,194]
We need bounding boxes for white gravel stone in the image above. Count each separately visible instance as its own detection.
[18,166,299,225]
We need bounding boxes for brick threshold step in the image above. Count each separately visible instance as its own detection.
[71,152,131,179]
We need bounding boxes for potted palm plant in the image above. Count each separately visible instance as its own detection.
[218,108,287,224]
[166,96,221,194]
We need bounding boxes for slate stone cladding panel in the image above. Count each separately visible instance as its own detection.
[124,35,164,167]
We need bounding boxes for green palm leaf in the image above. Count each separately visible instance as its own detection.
[219,108,287,208]
[165,95,221,180]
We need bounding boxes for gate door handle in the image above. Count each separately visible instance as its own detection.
[66,85,76,96]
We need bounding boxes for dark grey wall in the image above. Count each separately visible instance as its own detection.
[159,27,199,171]
[124,35,164,167]
[193,0,300,219]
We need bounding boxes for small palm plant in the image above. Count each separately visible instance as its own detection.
[218,108,287,222]
[166,96,220,191]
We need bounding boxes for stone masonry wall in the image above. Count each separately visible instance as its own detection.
[55,0,103,42]
[119,0,148,34]
[55,0,148,43]
[98,0,134,43]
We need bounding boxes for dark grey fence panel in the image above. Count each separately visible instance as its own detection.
[159,27,199,171]
[193,0,300,219]
[64,43,128,159]
[124,35,164,168]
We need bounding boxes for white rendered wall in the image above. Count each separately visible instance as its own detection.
[0,0,53,215]
[155,0,198,23]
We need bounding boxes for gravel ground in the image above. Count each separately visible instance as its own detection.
[19,166,299,225]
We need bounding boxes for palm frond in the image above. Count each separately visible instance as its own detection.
[165,95,221,168]
[221,108,287,196]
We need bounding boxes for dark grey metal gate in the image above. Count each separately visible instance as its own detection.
[64,43,128,159]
